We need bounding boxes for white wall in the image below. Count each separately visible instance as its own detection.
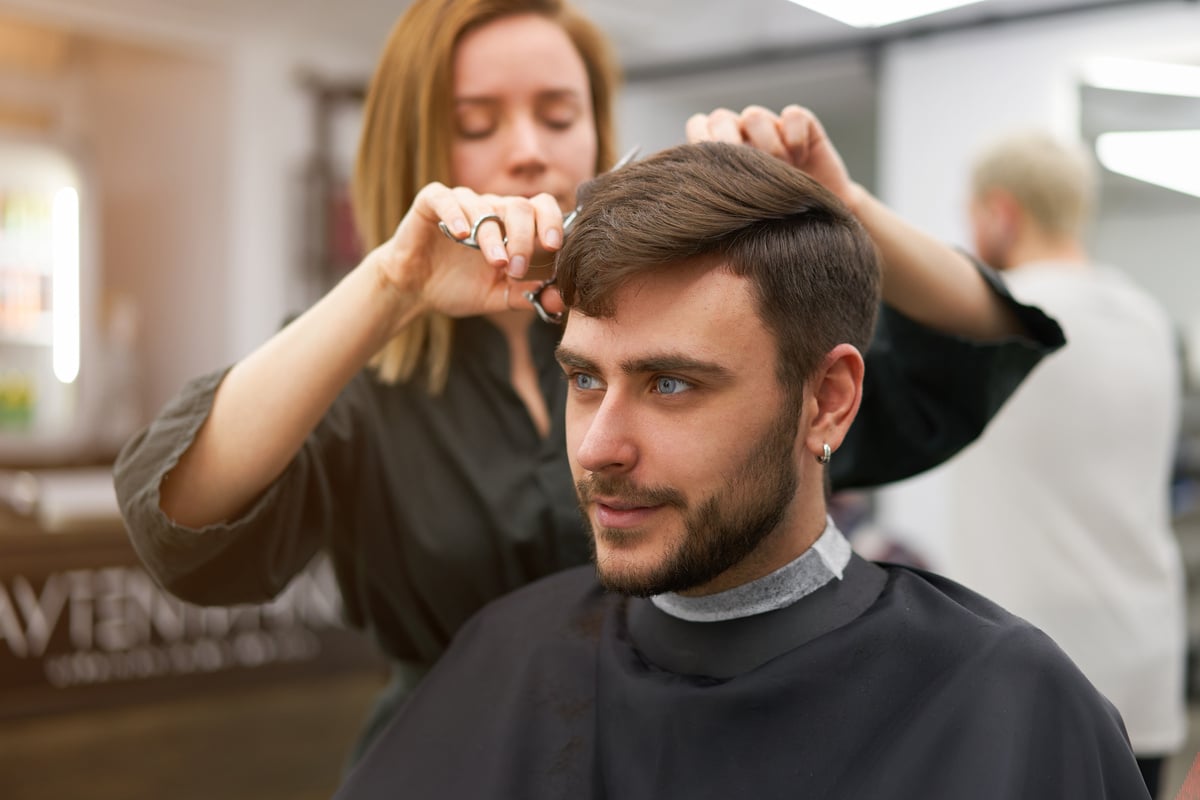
[873,1,1200,564]
[81,30,375,421]
[878,2,1200,245]
[1091,207,1200,342]
[619,50,877,190]
[224,36,373,366]
[77,38,232,425]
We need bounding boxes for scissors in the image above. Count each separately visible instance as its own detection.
[438,145,640,324]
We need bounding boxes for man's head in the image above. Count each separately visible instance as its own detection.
[968,131,1097,270]
[554,142,881,597]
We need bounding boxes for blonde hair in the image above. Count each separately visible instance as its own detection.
[970,131,1098,239]
[352,0,621,391]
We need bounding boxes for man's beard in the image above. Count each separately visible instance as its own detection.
[576,405,800,597]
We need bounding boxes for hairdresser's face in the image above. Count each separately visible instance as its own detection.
[451,14,597,212]
[557,264,813,598]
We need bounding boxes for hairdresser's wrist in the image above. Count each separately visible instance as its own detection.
[361,245,430,341]
[839,181,869,219]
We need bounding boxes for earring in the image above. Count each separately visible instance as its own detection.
[817,443,831,465]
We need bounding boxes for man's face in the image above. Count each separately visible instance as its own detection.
[556,264,811,597]
[969,191,1012,270]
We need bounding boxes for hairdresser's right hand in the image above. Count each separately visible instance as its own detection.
[686,104,863,213]
[368,184,566,322]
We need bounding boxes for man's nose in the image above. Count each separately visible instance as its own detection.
[575,394,638,474]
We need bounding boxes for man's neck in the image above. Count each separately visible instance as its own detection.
[1003,232,1089,271]
[651,516,852,622]
[677,497,828,598]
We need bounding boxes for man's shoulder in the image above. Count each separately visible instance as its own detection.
[468,565,612,636]
[1010,263,1171,329]
[876,564,1123,718]
[876,564,1089,675]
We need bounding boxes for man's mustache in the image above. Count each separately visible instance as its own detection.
[575,473,687,510]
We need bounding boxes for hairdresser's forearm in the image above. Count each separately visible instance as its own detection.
[845,185,1023,340]
[159,253,424,527]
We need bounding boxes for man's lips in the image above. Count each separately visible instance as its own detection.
[591,498,662,529]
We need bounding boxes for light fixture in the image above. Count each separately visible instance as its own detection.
[784,0,987,28]
[51,186,79,385]
[1081,57,1200,98]
[1095,130,1200,199]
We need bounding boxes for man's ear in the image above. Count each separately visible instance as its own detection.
[986,188,1024,242]
[803,343,865,460]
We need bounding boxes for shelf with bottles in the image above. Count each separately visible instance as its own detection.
[0,309,53,346]
[0,264,52,345]
[0,189,53,267]
[0,369,36,433]
[0,188,55,346]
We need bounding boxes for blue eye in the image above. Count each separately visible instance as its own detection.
[655,376,691,395]
[573,373,601,391]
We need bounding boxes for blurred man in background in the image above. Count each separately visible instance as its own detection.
[934,130,1187,798]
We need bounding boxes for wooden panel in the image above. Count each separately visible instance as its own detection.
[0,101,53,133]
[0,670,385,800]
[0,16,70,76]
[0,527,386,719]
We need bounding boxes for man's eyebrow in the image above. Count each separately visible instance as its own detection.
[622,355,734,380]
[555,346,733,380]
[555,346,598,372]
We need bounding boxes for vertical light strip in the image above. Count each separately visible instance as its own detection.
[51,187,80,384]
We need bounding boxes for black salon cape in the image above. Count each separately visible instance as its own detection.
[334,557,1147,800]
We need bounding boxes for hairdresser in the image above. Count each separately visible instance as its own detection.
[114,0,1062,760]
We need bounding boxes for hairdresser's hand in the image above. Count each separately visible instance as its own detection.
[371,184,567,320]
[685,104,862,212]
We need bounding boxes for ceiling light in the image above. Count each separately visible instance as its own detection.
[1081,57,1200,97]
[785,0,987,28]
[1095,130,1200,199]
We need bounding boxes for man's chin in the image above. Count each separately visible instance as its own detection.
[594,562,667,598]
[592,536,669,597]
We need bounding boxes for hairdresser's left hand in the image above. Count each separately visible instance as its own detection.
[685,104,862,212]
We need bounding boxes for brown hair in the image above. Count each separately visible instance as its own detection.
[556,142,882,392]
[353,0,621,390]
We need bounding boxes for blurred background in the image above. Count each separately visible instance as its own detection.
[0,0,1197,797]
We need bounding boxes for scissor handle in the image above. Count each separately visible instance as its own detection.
[438,213,506,250]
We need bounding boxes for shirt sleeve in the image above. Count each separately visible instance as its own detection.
[831,260,1066,490]
[112,367,361,606]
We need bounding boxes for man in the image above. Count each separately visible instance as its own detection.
[335,143,1148,799]
[916,131,1186,797]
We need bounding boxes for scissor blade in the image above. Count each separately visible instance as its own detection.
[610,144,641,172]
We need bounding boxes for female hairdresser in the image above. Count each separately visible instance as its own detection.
[114,0,1061,759]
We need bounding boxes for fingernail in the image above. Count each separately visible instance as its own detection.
[489,245,507,263]
[451,218,469,236]
[544,228,562,248]
[509,255,527,277]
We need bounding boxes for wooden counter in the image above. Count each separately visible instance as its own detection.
[0,516,384,719]
[0,510,388,799]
